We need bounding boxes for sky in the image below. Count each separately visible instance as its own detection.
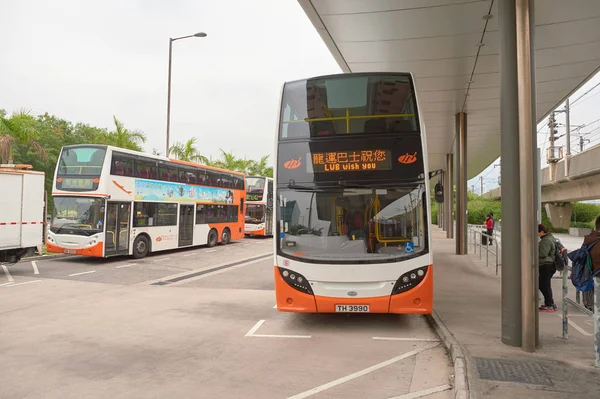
[0,0,341,162]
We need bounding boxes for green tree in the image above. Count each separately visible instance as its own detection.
[248,154,273,177]
[169,137,209,163]
[0,110,48,164]
[212,149,253,173]
[105,116,146,151]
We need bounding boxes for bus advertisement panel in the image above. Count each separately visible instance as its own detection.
[274,72,433,314]
[47,145,246,258]
[245,176,273,237]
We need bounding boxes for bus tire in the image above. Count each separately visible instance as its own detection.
[221,228,231,245]
[207,229,218,247]
[132,235,150,259]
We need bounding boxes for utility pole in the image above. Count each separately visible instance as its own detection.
[580,135,590,152]
[480,176,484,195]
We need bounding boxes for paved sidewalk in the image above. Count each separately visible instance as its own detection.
[431,227,600,399]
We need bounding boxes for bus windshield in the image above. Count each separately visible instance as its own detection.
[50,197,104,236]
[58,146,106,176]
[246,177,266,201]
[277,183,427,263]
[280,74,419,140]
[246,204,265,224]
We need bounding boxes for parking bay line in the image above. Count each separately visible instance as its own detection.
[245,320,312,339]
[555,313,592,336]
[183,253,197,257]
[2,265,14,282]
[116,263,137,269]
[5,280,42,288]
[150,253,271,286]
[31,261,39,275]
[69,270,96,277]
[286,343,441,399]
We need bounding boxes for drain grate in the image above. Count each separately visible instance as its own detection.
[475,358,552,385]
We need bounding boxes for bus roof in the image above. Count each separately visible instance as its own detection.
[282,71,415,85]
[61,144,245,177]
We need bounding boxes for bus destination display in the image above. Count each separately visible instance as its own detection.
[61,178,94,189]
[311,149,392,172]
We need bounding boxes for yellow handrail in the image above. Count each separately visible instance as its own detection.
[283,113,415,124]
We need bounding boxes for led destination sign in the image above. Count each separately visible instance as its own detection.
[311,149,392,172]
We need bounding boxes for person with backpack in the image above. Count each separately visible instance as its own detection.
[580,216,600,310]
[538,224,557,312]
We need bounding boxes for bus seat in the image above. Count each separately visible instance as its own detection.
[389,119,413,132]
[312,121,335,137]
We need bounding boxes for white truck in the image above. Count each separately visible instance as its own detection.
[0,164,45,265]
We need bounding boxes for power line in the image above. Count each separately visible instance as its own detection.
[570,81,600,106]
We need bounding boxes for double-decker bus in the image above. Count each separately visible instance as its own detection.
[274,72,433,314]
[47,145,246,259]
[244,176,273,237]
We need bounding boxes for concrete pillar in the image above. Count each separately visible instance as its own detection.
[455,112,467,255]
[516,0,537,353]
[445,154,454,239]
[544,203,573,230]
[499,0,522,347]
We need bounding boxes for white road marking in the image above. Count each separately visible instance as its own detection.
[68,270,96,277]
[183,253,197,257]
[286,343,440,399]
[556,314,592,336]
[169,257,267,285]
[2,265,14,282]
[243,244,250,246]
[273,304,277,309]
[0,282,15,287]
[245,320,266,336]
[5,280,42,287]
[372,337,441,342]
[153,258,170,262]
[245,319,311,339]
[116,263,137,269]
[31,261,39,275]
[387,384,453,399]
[206,249,217,253]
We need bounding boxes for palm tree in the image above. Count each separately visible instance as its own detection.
[106,116,146,151]
[0,110,48,164]
[169,137,209,163]
[248,154,273,177]
[212,149,253,173]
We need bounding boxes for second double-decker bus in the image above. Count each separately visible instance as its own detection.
[244,176,273,237]
[274,72,433,314]
[46,145,245,258]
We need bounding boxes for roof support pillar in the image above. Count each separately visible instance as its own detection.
[499,0,538,352]
[455,112,467,255]
[445,154,454,238]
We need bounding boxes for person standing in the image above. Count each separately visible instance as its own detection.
[485,213,494,245]
[538,224,557,312]
[581,216,600,311]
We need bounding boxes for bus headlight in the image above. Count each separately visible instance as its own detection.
[278,267,313,295]
[392,266,429,295]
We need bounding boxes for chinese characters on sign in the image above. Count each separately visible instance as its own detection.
[311,150,392,172]
[62,178,94,189]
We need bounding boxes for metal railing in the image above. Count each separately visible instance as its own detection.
[467,224,501,275]
[560,269,599,368]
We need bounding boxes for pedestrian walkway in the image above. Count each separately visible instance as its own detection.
[431,227,600,399]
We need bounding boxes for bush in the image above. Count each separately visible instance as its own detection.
[571,222,592,229]
[572,202,600,223]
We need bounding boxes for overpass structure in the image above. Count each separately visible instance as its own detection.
[483,143,600,228]
[298,0,600,352]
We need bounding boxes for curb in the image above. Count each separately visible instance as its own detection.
[427,312,471,399]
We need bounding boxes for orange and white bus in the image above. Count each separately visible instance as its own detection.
[274,72,433,314]
[244,176,273,237]
[47,145,245,258]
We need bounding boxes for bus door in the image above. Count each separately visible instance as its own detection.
[178,204,194,247]
[105,202,131,256]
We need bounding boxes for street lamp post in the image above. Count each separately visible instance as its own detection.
[166,32,207,157]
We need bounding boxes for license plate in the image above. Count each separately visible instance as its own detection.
[64,249,76,254]
[335,304,370,313]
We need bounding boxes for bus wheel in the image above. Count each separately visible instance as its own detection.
[133,235,149,259]
[221,228,231,245]
[207,229,218,247]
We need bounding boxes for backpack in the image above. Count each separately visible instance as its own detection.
[553,239,569,272]
[567,239,600,292]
